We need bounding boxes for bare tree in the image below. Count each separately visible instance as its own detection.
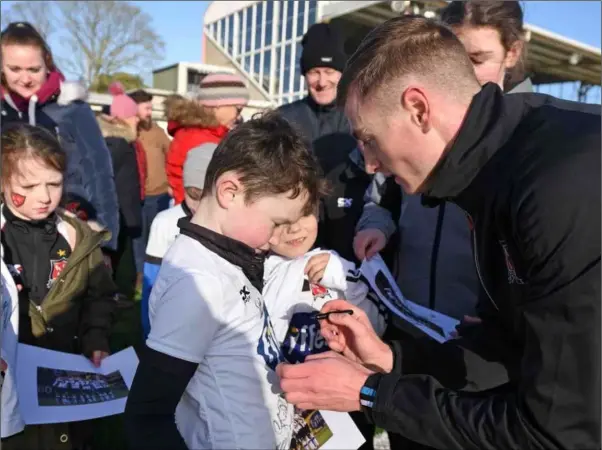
[0,1,56,39]
[55,1,165,87]
[1,1,165,88]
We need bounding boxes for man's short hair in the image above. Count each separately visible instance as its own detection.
[128,89,153,104]
[202,110,327,215]
[338,15,479,107]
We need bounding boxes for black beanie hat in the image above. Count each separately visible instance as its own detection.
[300,23,347,75]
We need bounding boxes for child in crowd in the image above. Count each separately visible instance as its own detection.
[141,142,218,339]
[124,111,325,450]
[0,124,116,449]
[264,210,387,365]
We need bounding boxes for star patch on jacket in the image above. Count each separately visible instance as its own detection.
[47,248,71,289]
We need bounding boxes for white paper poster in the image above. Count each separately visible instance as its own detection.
[16,344,139,425]
[360,255,459,343]
[289,408,365,450]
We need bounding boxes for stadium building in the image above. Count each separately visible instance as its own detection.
[198,0,601,105]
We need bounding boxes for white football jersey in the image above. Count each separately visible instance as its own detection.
[147,235,294,449]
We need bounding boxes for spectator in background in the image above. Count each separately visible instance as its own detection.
[165,73,249,205]
[128,89,172,290]
[0,21,120,251]
[97,84,143,303]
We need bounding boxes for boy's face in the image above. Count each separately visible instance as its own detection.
[218,174,309,252]
[270,214,318,258]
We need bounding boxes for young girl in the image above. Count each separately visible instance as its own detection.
[0,123,116,450]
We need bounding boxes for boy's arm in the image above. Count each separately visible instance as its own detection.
[125,273,222,450]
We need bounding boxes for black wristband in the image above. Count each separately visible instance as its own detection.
[360,372,383,412]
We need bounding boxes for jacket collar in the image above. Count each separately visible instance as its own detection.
[422,83,526,212]
[177,219,266,292]
[306,95,338,114]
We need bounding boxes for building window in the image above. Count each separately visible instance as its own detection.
[297,1,305,38]
[308,0,318,26]
[254,53,261,77]
[227,14,234,54]
[245,6,253,52]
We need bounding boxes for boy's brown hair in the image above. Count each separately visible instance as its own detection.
[1,123,66,183]
[337,15,479,107]
[202,110,327,214]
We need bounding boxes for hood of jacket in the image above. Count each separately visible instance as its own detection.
[96,114,137,142]
[164,95,225,136]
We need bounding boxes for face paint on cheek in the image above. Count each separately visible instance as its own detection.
[11,193,26,207]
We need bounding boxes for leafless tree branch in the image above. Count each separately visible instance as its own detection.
[1,1,56,39]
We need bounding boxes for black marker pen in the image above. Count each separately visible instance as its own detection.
[313,309,354,320]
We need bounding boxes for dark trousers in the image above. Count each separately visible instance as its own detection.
[1,420,96,450]
[132,193,171,274]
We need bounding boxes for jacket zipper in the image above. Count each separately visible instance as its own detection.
[461,208,499,311]
[428,204,446,310]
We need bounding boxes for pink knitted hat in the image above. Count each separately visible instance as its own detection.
[195,73,249,107]
[108,82,138,119]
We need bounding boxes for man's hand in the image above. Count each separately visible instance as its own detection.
[0,358,7,372]
[277,352,372,411]
[354,229,387,260]
[90,351,109,368]
[450,315,483,338]
[304,253,331,284]
[319,300,393,373]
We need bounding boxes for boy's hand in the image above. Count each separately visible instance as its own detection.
[90,351,109,368]
[305,253,331,284]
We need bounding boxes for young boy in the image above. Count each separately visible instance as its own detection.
[124,112,325,450]
[264,211,387,365]
[141,143,218,338]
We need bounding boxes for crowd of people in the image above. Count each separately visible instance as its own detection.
[0,1,600,450]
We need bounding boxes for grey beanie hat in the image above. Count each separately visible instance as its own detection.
[183,143,218,189]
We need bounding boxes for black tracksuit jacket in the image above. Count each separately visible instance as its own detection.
[364,84,601,449]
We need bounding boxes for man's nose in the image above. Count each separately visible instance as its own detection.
[358,145,380,174]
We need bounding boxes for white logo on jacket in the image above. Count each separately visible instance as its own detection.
[337,198,353,208]
[499,240,525,285]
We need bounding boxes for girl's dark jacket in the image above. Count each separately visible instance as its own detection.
[1,207,116,356]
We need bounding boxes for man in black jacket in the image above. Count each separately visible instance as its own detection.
[278,16,600,450]
[278,23,376,263]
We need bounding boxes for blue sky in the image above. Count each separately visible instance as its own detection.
[1,1,600,91]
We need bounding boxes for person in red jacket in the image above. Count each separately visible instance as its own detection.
[165,73,249,205]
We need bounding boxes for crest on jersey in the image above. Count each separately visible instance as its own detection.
[47,258,68,288]
[310,283,332,300]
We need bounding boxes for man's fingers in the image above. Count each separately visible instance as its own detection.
[277,362,314,380]
[280,377,313,395]
[353,236,368,260]
[306,351,342,362]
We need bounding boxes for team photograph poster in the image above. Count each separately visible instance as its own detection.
[360,254,459,343]
[16,344,138,425]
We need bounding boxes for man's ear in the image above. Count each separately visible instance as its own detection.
[215,171,243,209]
[504,40,524,70]
[401,86,430,133]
